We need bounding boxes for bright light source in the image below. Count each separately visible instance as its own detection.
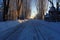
[30,0,38,19]
[30,10,37,19]
[30,16,35,19]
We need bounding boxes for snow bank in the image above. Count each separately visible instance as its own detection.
[0,21,20,31]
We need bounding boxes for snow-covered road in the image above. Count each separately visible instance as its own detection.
[0,20,60,40]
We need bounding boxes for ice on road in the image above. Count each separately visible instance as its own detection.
[0,20,60,40]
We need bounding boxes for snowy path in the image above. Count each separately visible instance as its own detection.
[0,20,60,40]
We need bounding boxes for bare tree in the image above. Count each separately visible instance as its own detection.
[16,0,23,19]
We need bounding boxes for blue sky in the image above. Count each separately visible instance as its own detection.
[30,0,38,18]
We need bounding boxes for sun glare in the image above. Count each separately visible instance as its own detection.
[30,0,38,19]
[30,10,37,19]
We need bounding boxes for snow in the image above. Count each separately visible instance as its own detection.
[0,21,20,32]
[0,20,60,40]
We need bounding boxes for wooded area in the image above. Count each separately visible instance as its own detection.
[0,0,48,21]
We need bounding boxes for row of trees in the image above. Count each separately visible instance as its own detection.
[2,0,31,21]
[1,0,48,21]
[2,0,24,21]
[35,0,48,20]
[3,0,10,21]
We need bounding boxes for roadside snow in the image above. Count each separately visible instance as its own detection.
[0,21,20,31]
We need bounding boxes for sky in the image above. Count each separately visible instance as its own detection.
[30,0,38,18]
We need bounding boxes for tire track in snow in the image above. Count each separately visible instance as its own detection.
[33,26,45,40]
[40,23,60,35]
[37,23,60,40]
[5,24,26,40]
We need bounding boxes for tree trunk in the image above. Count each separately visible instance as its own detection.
[3,0,10,21]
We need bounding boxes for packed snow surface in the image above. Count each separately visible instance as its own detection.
[0,20,60,40]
